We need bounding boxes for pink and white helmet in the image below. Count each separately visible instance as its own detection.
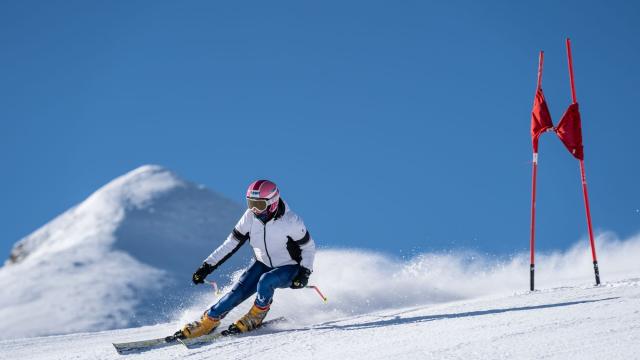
[246,180,280,214]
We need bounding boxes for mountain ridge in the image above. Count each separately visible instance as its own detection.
[0,165,249,339]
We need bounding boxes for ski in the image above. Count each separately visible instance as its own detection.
[178,316,287,349]
[112,333,181,355]
[112,317,287,354]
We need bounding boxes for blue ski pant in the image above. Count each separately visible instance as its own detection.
[207,260,300,319]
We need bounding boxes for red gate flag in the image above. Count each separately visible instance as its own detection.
[530,88,553,152]
[556,103,584,160]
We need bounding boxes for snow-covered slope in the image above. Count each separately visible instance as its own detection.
[1,277,639,359]
[0,165,249,339]
[2,234,639,359]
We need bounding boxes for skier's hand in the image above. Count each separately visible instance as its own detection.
[290,267,311,289]
[192,262,214,285]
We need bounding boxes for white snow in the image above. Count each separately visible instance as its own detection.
[0,277,638,359]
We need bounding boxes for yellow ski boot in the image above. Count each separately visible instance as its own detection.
[228,303,270,334]
[178,312,220,339]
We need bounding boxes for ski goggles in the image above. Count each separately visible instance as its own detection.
[247,198,272,213]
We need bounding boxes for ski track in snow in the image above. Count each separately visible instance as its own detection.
[1,278,639,360]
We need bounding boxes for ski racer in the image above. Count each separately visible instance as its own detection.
[176,179,316,338]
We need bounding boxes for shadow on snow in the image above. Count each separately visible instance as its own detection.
[312,297,619,331]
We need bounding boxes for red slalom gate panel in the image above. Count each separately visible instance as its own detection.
[556,103,584,160]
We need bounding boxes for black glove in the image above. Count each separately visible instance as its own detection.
[192,262,214,285]
[290,267,311,289]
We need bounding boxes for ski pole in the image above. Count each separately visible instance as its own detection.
[306,285,328,303]
[204,280,223,295]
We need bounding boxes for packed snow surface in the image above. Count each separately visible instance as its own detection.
[0,277,639,359]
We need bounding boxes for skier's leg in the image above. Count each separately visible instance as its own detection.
[207,260,270,319]
[179,261,269,338]
[230,264,299,333]
[255,264,300,307]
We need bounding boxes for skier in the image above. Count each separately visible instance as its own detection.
[176,179,316,339]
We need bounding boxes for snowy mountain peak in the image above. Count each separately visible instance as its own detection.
[0,166,248,338]
[88,164,185,209]
[5,165,186,266]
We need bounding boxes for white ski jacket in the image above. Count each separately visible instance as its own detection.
[204,200,316,271]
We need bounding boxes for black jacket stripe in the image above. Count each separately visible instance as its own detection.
[286,231,310,264]
[232,228,250,242]
[294,231,310,246]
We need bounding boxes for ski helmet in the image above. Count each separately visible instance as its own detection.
[246,180,280,214]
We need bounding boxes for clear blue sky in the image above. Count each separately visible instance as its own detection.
[1,1,639,260]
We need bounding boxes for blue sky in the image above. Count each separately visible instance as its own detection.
[1,1,639,260]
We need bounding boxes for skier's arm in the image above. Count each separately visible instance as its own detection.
[203,231,248,269]
[287,216,316,272]
[289,227,315,288]
[194,229,249,285]
[203,210,252,269]
[296,230,316,272]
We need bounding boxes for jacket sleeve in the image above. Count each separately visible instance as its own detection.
[203,210,252,269]
[288,216,316,271]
